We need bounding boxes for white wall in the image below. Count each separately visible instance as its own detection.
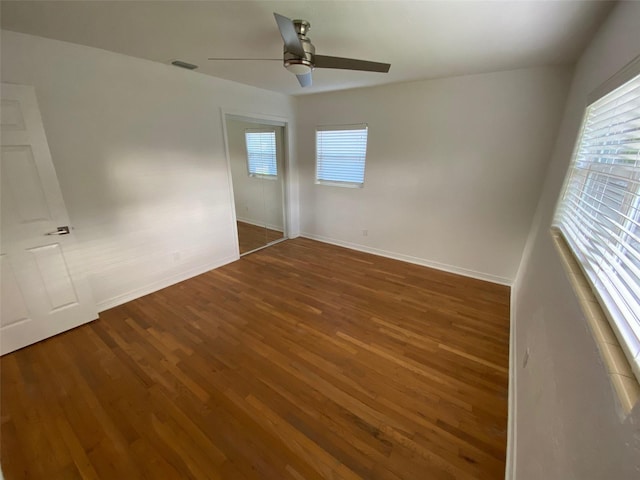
[227,119,285,231]
[296,67,572,284]
[0,30,296,310]
[510,2,640,478]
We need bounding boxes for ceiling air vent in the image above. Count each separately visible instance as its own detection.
[171,60,198,70]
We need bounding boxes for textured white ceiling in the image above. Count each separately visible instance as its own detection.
[0,0,614,96]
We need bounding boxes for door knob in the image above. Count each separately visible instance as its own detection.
[45,226,70,236]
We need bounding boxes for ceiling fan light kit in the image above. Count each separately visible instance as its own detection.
[285,62,312,75]
[208,13,391,88]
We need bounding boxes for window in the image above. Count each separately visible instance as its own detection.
[316,124,368,187]
[553,69,640,382]
[245,129,277,178]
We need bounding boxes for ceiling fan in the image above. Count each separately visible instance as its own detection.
[208,13,391,88]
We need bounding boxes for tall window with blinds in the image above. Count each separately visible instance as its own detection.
[553,70,640,381]
[245,129,277,178]
[316,124,368,187]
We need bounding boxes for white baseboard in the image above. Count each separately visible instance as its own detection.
[505,282,518,479]
[300,232,512,286]
[96,254,238,312]
[236,216,284,233]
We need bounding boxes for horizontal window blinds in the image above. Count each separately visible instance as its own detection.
[316,125,368,186]
[554,71,640,381]
[245,130,277,177]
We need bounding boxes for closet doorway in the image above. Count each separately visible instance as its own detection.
[225,114,288,255]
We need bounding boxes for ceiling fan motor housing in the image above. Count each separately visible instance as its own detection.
[284,20,315,74]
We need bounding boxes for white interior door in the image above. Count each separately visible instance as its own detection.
[1,83,98,355]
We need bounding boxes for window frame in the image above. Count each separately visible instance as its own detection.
[315,123,368,188]
[552,55,640,394]
[244,128,278,180]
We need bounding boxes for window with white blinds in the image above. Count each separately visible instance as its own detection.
[554,70,640,382]
[316,124,368,187]
[245,129,277,178]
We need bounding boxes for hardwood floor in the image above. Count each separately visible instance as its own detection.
[237,221,284,254]
[0,238,510,480]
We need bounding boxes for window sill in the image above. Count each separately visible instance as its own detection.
[315,180,363,188]
[249,174,278,181]
[551,229,639,414]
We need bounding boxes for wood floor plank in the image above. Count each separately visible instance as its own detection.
[1,238,510,479]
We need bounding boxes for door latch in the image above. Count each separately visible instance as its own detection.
[45,226,70,236]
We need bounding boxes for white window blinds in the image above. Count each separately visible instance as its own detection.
[316,124,368,186]
[245,130,277,177]
[554,71,640,381]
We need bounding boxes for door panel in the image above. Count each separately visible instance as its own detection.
[28,243,79,310]
[2,145,52,223]
[0,83,98,355]
[0,255,31,328]
[1,99,26,131]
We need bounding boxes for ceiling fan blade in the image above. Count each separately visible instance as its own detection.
[207,58,281,61]
[296,72,313,87]
[274,13,306,58]
[314,55,391,73]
